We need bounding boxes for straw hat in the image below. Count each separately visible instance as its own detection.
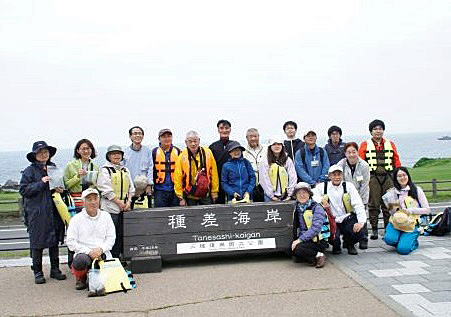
[391,211,415,232]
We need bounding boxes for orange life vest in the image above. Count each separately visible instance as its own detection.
[153,146,180,184]
[180,147,213,196]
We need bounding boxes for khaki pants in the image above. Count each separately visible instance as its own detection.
[368,174,393,228]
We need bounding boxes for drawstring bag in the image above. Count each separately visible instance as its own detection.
[88,259,106,297]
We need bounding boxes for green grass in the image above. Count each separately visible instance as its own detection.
[0,191,20,215]
[0,248,68,259]
[0,250,30,259]
[409,158,451,203]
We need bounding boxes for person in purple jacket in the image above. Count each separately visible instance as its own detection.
[291,182,327,268]
[221,141,256,203]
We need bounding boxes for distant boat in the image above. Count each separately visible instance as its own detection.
[438,136,451,140]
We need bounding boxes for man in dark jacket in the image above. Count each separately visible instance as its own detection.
[19,141,66,284]
[209,119,235,204]
[324,125,346,165]
[283,121,304,162]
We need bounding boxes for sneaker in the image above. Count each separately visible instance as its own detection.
[332,246,342,255]
[342,239,349,249]
[315,254,327,268]
[50,269,67,280]
[34,272,46,284]
[347,244,358,255]
[75,280,88,290]
[97,288,106,296]
[359,240,368,250]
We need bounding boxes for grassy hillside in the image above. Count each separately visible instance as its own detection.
[409,158,451,202]
[0,191,20,215]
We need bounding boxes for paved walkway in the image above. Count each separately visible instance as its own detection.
[0,234,450,316]
[331,234,451,317]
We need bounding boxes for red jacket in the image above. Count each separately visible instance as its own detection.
[359,138,401,168]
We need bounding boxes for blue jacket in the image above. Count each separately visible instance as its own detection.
[294,144,330,186]
[221,157,256,200]
[292,200,326,242]
[19,162,65,249]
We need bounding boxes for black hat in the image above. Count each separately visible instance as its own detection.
[327,125,342,137]
[226,141,245,153]
[26,141,57,162]
[369,119,385,132]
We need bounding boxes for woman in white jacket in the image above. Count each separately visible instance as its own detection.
[97,145,135,258]
[259,136,297,202]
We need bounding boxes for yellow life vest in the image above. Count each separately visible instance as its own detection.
[104,166,130,201]
[153,146,180,184]
[303,210,322,242]
[404,195,420,224]
[293,202,331,243]
[322,181,353,213]
[133,195,149,209]
[365,139,394,172]
[269,163,288,195]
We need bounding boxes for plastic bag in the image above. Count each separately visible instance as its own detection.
[47,166,65,190]
[88,268,106,297]
[82,171,99,187]
[382,188,400,213]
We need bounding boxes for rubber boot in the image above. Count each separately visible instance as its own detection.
[32,248,46,284]
[49,245,66,280]
[370,226,378,240]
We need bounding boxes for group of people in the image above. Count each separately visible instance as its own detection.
[19,118,431,287]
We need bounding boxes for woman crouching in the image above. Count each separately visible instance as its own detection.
[383,167,430,255]
[291,182,328,268]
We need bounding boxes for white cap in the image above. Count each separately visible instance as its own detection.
[268,135,285,146]
[328,164,343,174]
[292,182,313,197]
[81,188,99,199]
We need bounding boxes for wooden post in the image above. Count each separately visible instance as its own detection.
[432,178,437,197]
[18,197,23,218]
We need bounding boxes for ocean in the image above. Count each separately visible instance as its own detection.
[1,131,450,185]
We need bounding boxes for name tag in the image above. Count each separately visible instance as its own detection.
[311,160,319,167]
[356,175,364,182]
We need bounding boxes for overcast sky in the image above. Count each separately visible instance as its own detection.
[1,0,450,151]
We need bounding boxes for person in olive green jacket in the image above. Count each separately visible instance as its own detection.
[63,139,99,267]
[64,139,99,212]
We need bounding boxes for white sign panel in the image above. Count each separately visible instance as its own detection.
[177,238,276,254]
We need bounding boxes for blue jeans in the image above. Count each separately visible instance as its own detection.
[384,223,420,255]
[154,190,179,208]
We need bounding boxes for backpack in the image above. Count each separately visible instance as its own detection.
[424,207,451,236]
[184,148,210,198]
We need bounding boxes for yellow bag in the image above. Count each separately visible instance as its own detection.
[52,192,72,227]
[390,210,416,232]
[97,258,132,294]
